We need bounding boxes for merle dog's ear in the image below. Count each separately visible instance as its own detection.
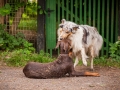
[59,24,64,28]
[55,41,61,49]
[73,25,79,30]
[59,19,66,28]
[71,25,79,33]
[61,19,66,24]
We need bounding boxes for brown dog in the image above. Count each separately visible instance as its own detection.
[23,39,99,79]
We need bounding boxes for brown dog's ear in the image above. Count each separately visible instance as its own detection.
[55,41,61,49]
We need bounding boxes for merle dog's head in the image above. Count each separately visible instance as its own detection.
[58,19,89,44]
[58,19,79,41]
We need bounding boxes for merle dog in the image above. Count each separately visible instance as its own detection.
[23,39,99,79]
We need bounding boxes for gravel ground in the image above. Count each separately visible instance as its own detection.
[0,65,120,90]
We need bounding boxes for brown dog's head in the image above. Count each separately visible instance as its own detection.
[56,39,71,54]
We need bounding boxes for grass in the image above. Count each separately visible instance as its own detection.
[78,57,120,68]
[94,57,120,68]
[0,50,120,68]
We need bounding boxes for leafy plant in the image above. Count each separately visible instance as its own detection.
[109,40,120,60]
[0,3,11,16]
[0,24,35,52]
[1,50,54,67]
[0,2,25,16]
[0,2,46,17]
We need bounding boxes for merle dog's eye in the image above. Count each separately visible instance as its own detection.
[66,31,69,33]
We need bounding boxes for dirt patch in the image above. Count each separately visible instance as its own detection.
[0,65,120,90]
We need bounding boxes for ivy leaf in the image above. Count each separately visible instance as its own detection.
[39,9,43,14]
[44,10,47,14]
[5,3,11,9]
[38,5,41,9]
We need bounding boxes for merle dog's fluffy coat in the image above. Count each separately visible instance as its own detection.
[58,19,103,70]
[23,39,99,79]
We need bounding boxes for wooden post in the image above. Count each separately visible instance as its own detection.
[118,0,120,38]
[0,0,4,24]
[37,0,45,53]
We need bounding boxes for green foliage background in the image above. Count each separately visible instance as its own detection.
[0,1,120,68]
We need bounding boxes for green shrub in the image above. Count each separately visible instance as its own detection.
[109,40,120,60]
[0,24,35,52]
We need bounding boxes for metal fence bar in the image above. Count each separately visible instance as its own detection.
[106,0,110,57]
[70,0,73,21]
[80,0,83,24]
[111,0,114,43]
[93,0,96,26]
[66,0,69,20]
[97,0,100,33]
[57,0,60,24]
[84,0,87,24]
[75,0,78,23]
[88,0,91,25]
[62,0,64,18]
[101,0,105,56]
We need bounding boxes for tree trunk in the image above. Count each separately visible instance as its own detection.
[10,0,27,34]
[0,0,5,24]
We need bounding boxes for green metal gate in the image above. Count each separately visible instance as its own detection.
[46,0,118,57]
